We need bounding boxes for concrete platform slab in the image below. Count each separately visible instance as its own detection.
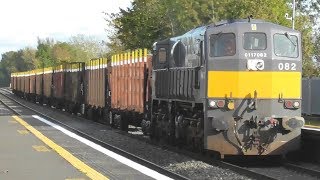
[0,116,88,180]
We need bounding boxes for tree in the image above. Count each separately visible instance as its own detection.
[22,47,37,70]
[294,0,320,76]
[69,34,107,62]
[35,38,55,68]
[107,0,319,76]
[52,42,74,63]
[0,48,37,86]
[106,0,171,50]
[106,0,292,51]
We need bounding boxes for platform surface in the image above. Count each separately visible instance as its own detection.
[0,115,87,180]
[0,115,158,180]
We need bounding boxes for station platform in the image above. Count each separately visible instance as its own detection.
[0,116,88,179]
[0,115,166,180]
[303,116,320,130]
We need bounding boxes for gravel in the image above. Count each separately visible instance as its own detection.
[248,166,318,180]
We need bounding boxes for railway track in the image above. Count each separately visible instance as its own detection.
[223,157,320,179]
[244,162,320,179]
[283,162,320,178]
[0,93,18,116]
[1,88,319,179]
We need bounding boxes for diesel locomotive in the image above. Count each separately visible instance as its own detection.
[147,19,304,156]
[11,19,305,157]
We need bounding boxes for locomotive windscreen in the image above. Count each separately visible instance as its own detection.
[243,32,266,50]
[274,33,298,58]
[209,33,236,57]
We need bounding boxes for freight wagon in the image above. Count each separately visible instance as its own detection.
[11,49,151,131]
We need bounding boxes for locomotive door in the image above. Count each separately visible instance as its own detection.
[153,39,170,99]
[155,42,169,69]
[79,62,86,106]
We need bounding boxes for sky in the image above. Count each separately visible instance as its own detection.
[0,0,132,55]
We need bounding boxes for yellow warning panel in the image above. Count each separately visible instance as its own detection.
[17,130,29,135]
[32,145,51,152]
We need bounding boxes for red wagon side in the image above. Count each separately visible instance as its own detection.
[85,58,108,121]
[110,49,152,130]
[64,62,85,113]
[52,65,65,108]
[29,70,36,101]
[35,69,43,103]
[42,67,53,104]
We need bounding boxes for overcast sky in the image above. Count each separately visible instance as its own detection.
[0,0,132,55]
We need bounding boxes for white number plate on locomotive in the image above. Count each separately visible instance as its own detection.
[278,63,297,71]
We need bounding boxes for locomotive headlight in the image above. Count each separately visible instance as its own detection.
[284,100,293,108]
[293,101,300,108]
[284,100,300,109]
[217,100,225,108]
[209,100,216,108]
[227,101,235,110]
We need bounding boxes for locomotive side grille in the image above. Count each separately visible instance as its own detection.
[155,68,197,100]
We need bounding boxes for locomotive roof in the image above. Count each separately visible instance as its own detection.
[156,19,299,45]
[208,19,298,33]
[184,19,298,35]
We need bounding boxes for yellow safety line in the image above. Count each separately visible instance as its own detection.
[12,116,109,180]
[304,124,320,129]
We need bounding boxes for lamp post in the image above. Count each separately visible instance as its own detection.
[99,40,106,58]
[292,0,295,30]
[285,0,295,30]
